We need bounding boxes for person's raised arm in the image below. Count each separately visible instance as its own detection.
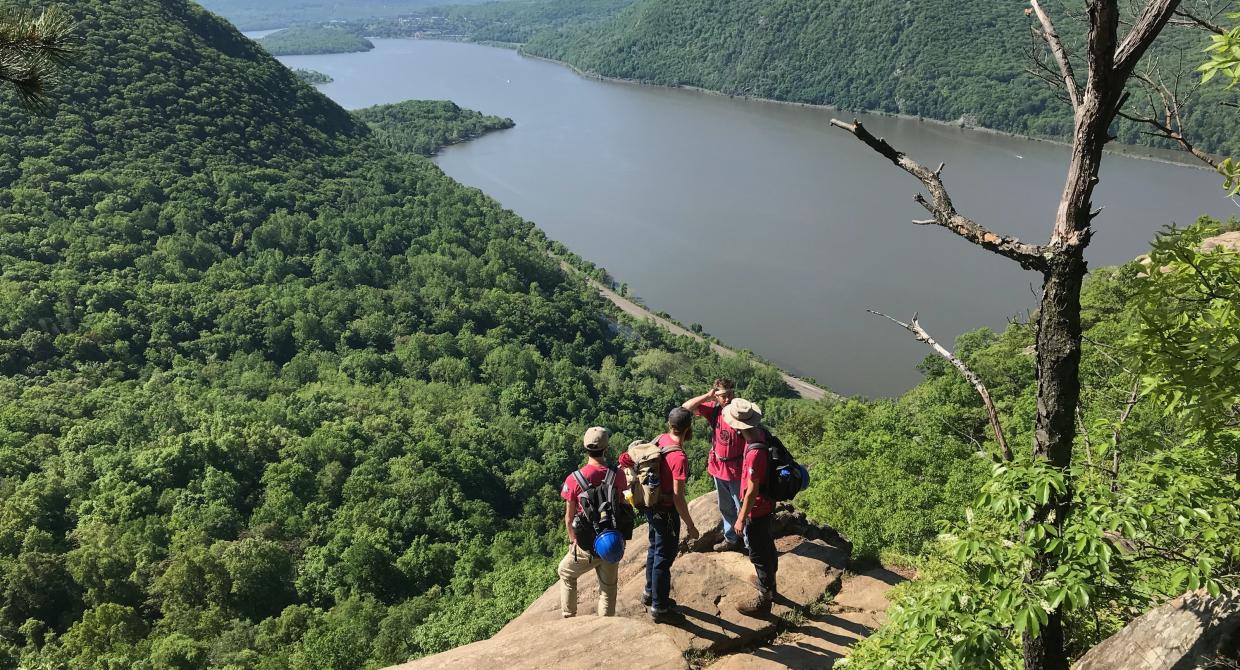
[564,498,577,545]
[672,479,699,542]
[682,389,714,412]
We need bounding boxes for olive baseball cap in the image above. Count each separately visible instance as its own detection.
[583,426,610,451]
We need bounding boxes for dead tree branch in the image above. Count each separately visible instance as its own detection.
[868,310,1014,461]
[1117,69,1221,167]
[1031,0,1082,109]
[1115,0,1183,79]
[1171,7,1227,33]
[828,119,1049,271]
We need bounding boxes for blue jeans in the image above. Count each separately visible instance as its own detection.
[715,477,743,546]
[644,510,680,611]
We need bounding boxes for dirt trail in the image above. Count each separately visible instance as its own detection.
[563,262,836,402]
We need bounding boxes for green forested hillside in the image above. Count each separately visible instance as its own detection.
[0,0,791,667]
[258,26,375,56]
[195,0,487,31]
[386,0,1232,156]
[355,0,634,45]
[525,0,1232,154]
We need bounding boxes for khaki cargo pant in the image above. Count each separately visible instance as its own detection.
[558,543,618,617]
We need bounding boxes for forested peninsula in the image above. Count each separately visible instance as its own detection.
[293,68,333,85]
[354,100,515,156]
[352,0,1238,157]
[258,26,375,55]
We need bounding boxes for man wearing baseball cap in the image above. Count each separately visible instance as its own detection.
[557,426,628,618]
[723,399,778,616]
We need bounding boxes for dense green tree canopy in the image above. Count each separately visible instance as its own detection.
[353,100,514,157]
[257,26,374,56]
[0,0,792,667]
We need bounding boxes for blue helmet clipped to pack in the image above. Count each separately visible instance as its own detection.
[593,529,625,563]
[798,464,811,491]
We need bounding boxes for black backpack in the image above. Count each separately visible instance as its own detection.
[570,467,635,551]
[744,434,804,502]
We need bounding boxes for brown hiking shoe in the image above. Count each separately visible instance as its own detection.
[713,540,744,553]
[735,589,773,616]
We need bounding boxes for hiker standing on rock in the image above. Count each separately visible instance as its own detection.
[558,426,630,618]
[724,399,779,616]
[682,378,747,553]
[620,408,699,622]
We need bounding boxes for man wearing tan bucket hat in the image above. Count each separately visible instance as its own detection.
[722,399,779,616]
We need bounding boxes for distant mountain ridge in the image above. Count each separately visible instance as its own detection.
[511,0,1236,157]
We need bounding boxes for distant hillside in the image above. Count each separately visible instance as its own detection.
[0,0,793,668]
[364,0,1233,156]
[520,0,1236,155]
[195,0,488,31]
[259,25,375,55]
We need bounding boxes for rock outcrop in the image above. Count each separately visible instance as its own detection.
[1073,589,1240,670]
[706,568,907,670]
[1202,231,1240,254]
[387,492,851,670]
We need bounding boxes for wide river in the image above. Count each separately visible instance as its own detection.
[276,38,1236,397]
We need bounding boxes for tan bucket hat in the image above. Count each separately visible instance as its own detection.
[583,426,610,451]
[722,398,763,430]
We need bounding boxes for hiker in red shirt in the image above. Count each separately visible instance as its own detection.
[620,408,699,622]
[682,377,746,552]
[558,426,629,618]
[723,399,778,616]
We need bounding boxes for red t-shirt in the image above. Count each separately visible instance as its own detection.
[561,463,628,503]
[697,401,745,481]
[659,437,689,509]
[741,441,775,519]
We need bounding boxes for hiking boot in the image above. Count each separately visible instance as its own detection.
[641,592,677,609]
[650,607,684,624]
[713,540,744,553]
[735,589,773,616]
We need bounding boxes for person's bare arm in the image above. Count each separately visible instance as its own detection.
[735,481,758,538]
[682,390,714,411]
[565,498,577,544]
[672,479,699,541]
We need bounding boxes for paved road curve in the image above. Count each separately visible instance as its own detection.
[562,261,835,402]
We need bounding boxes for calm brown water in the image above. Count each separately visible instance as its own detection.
[277,39,1237,397]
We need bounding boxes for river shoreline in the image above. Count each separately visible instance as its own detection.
[501,46,1219,172]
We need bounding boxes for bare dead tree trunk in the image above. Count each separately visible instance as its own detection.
[832,2,1182,668]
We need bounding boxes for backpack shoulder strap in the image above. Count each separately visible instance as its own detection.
[603,467,616,490]
[572,469,591,495]
[744,442,769,454]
